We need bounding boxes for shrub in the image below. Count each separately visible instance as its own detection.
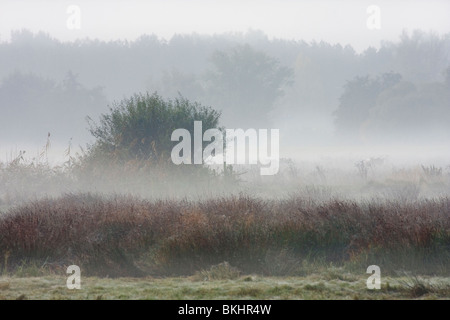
[86,92,221,163]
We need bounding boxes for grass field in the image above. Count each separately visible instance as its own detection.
[1,271,450,300]
[1,194,450,278]
[1,158,449,300]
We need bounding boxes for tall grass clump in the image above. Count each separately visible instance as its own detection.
[0,148,73,207]
[0,194,449,277]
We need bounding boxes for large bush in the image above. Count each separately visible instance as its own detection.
[86,92,221,163]
[69,93,223,196]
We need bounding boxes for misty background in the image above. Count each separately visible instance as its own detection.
[0,0,449,165]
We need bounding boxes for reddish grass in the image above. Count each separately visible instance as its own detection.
[0,194,449,277]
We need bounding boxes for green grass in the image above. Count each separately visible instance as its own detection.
[1,271,449,300]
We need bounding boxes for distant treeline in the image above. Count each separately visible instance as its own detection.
[0,29,449,145]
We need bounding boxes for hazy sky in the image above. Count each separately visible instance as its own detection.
[1,0,449,52]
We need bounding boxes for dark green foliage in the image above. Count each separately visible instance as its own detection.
[86,92,221,163]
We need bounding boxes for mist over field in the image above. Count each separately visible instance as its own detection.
[0,1,450,300]
[0,2,449,170]
[0,26,449,201]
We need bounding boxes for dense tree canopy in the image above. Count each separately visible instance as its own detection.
[334,71,450,142]
[205,45,294,128]
[1,29,449,146]
[0,71,107,144]
[334,72,402,135]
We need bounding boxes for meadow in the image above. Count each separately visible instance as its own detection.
[1,151,450,299]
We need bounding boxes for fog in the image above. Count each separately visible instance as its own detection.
[0,0,449,206]
[2,0,450,52]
